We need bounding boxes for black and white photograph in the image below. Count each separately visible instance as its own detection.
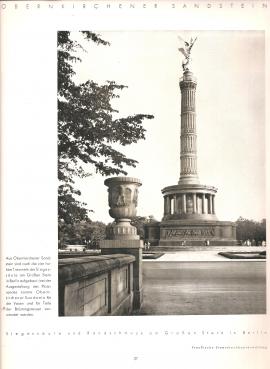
[1,2,269,369]
[57,30,266,316]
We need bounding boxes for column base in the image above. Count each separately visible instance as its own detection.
[106,222,140,240]
[178,175,199,185]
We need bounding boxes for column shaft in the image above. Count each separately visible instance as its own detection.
[179,73,199,185]
[166,196,170,215]
[182,194,187,213]
[209,195,213,214]
[202,194,206,214]
[193,193,197,213]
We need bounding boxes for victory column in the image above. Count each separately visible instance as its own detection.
[145,36,237,247]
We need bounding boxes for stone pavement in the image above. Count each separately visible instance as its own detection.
[137,260,266,315]
[146,246,266,262]
[135,247,266,315]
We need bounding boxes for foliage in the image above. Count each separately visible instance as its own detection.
[58,219,106,248]
[236,217,266,244]
[58,31,154,224]
[131,215,158,239]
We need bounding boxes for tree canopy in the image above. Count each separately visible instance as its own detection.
[58,219,106,248]
[236,217,266,244]
[58,31,154,224]
[131,215,158,239]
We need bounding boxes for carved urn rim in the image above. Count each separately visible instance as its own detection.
[104,176,142,187]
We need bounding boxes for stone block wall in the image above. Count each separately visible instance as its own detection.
[145,220,237,246]
[99,239,143,311]
[58,254,135,316]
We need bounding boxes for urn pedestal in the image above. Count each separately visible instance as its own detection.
[99,177,143,311]
[105,176,142,240]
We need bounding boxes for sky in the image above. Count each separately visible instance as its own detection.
[70,30,265,224]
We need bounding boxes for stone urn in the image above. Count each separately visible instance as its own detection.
[104,176,142,240]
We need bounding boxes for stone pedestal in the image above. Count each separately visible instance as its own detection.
[158,220,237,247]
[100,240,143,310]
[100,176,143,312]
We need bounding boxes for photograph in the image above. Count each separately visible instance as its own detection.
[57,30,266,316]
[1,2,269,369]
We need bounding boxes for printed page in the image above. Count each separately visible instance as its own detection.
[1,1,269,369]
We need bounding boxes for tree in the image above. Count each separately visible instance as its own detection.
[58,219,106,248]
[254,218,266,244]
[58,31,154,224]
[236,217,266,244]
[77,220,106,248]
[131,215,158,239]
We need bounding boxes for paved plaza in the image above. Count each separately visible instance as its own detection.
[137,252,266,315]
[147,247,266,262]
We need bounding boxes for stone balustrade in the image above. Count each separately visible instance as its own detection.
[58,254,135,316]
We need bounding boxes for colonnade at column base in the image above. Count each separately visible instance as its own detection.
[162,183,218,220]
